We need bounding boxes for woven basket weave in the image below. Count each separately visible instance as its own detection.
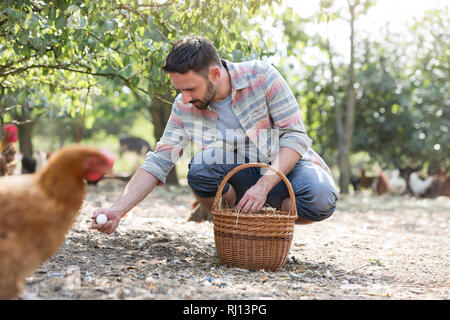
[212,163,298,271]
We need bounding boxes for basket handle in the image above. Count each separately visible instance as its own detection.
[212,162,297,216]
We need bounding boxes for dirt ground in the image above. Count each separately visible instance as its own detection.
[22,179,449,300]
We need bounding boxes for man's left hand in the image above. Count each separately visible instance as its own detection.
[236,181,270,213]
[235,147,301,213]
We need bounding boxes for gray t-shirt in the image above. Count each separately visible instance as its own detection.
[211,95,259,161]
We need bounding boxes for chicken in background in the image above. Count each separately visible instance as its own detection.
[0,145,112,299]
[385,169,407,195]
[0,124,19,176]
[375,169,391,195]
[428,170,450,198]
[21,149,49,174]
[119,135,152,156]
[1,124,18,151]
[351,168,377,192]
[350,175,360,192]
[409,172,434,197]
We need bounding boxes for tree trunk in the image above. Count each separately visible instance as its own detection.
[18,121,34,158]
[327,1,357,194]
[75,117,84,143]
[12,106,35,158]
[340,1,357,194]
[75,89,90,143]
[338,143,351,194]
[14,108,36,173]
[331,2,357,194]
[325,11,350,194]
[150,93,179,185]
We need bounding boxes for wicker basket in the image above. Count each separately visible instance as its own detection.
[212,163,298,271]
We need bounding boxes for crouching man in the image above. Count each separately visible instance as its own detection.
[91,35,338,234]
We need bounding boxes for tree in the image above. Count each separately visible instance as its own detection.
[325,0,374,194]
[353,7,449,173]
[1,0,280,183]
[279,0,373,193]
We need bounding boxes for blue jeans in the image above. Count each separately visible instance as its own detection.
[187,149,338,222]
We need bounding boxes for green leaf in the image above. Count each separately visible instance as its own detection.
[85,114,95,129]
[105,18,115,31]
[55,13,66,29]
[87,37,96,50]
[142,39,154,49]
[18,30,29,43]
[391,104,400,114]
[49,6,56,21]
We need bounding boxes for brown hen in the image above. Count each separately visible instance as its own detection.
[0,144,111,299]
[0,124,19,176]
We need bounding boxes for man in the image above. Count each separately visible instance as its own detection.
[91,35,338,234]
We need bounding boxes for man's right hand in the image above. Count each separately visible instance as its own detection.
[90,208,123,234]
[89,168,161,235]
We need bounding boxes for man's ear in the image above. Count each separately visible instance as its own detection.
[208,65,221,83]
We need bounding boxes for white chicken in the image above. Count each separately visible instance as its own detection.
[409,172,434,197]
[387,169,407,195]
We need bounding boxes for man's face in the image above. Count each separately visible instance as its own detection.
[169,70,217,110]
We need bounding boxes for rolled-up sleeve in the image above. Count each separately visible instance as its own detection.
[141,98,190,184]
[263,63,312,157]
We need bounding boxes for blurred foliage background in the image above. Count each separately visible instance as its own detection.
[0,0,448,193]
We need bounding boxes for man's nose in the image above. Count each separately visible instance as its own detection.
[182,92,191,104]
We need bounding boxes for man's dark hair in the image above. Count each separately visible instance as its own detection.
[163,35,221,76]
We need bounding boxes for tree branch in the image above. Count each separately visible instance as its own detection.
[117,3,146,21]
[154,95,173,105]
[0,105,24,116]
[1,63,124,82]
[30,77,88,91]
[137,0,176,8]
[116,2,169,41]
[0,53,39,73]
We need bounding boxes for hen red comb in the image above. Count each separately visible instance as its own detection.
[4,124,18,143]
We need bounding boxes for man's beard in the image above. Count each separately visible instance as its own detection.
[190,80,216,110]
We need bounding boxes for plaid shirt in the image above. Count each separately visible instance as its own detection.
[142,59,331,184]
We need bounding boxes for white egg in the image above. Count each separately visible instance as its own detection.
[96,214,108,225]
